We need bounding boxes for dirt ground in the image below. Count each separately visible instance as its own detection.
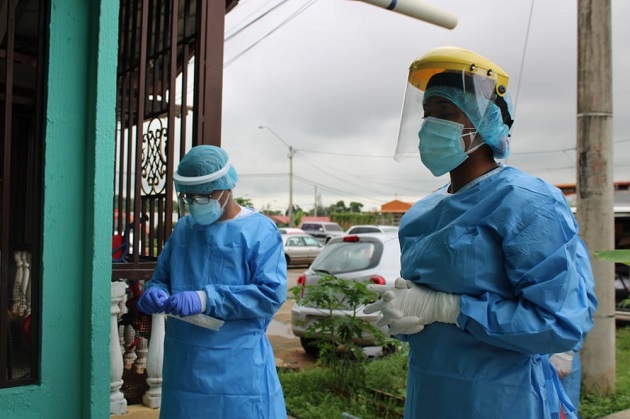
[267,298,317,370]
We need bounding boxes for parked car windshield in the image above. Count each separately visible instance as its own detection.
[381,226,399,233]
[346,225,399,235]
[324,224,344,232]
[310,240,383,274]
[284,235,321,247]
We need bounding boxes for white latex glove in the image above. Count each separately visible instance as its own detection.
[550,351,575,379]
[364,278,424,334]
[364,278,461,334]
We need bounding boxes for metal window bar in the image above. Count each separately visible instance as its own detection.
[112,0,229,281]
[0,0,46,388]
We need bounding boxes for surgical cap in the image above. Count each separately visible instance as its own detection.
[424,75,513,159]
[174,145,238,194]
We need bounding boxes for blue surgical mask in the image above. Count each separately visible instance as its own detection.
[188,191,227,225]
[418,117,480,177]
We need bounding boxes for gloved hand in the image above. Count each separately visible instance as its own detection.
[364,278,461,334]
[165,291,203,317]
[136,287,169,314]
[550,351,575,379]
[364,279,425,334]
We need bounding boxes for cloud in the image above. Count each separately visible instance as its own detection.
[221,0,630,212]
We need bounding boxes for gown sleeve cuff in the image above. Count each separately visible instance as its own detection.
[196,290,208,312]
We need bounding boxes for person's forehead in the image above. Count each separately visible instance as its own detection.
[187,190,221,197]
[423,96,458,110]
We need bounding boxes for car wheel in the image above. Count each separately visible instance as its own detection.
[284,254,290,266]
[300,337,322,357]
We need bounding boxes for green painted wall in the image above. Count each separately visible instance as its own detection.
[0,0,119,417]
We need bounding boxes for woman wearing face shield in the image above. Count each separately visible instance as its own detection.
[136,145,288,418]
[365,46,597,418]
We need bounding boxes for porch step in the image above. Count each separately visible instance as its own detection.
[111,405,159,419]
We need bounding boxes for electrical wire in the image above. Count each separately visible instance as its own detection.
[512,0,535,114]
[224,0,320,68]
[225,0,289,42]
[293,174,389,205]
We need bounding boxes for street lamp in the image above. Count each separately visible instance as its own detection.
[258,126,295,227]
[356,0,457,29]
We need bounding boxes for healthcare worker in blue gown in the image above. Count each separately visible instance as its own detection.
[136,145,288,418]
[365,46,597,419]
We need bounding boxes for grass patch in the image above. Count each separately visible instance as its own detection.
[280,327,630,419]
[580,325,630,419]
[279,345,408,419]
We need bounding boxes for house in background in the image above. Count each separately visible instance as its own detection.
[378,199,414,226]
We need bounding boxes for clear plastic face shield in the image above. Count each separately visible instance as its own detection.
[394,52,509,162]
[173,160,231,219]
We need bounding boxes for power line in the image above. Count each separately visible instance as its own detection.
[512,0,535,113]
[224,0,319,68]
[293,174,388,205]
[224,0,289,42]
[297,148,392,158]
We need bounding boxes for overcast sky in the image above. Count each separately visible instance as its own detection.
[219,0,630,213]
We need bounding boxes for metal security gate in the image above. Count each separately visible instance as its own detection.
[0,0,47,388]
[112,0,236,280]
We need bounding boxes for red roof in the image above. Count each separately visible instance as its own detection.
[300,216,330,222]
[381,199,413,213]
[267,215,289,225]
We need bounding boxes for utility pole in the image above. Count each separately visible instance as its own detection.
[313,185,318,217]
[258,125,295,227]
[577,0,615,395]
[288,145,294,227]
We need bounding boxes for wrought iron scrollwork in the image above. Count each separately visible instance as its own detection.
[141,118,168,195]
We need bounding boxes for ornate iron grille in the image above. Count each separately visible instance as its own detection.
[112,0,232,279]
[0,0,46,388]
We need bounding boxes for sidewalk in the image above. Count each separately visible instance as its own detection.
[602,409,630,419]
[115,405,630,419]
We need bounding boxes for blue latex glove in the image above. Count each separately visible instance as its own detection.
[136,287,169,314]
[165,291,203,317]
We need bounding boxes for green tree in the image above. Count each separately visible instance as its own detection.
[307,205,328,216]
[349,201,364,213]
[328,200,347,214]
[293,207,304,227]
[235,197,254,208]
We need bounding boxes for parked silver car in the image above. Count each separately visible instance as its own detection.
[283,234,324,267]
[291,233,401,354]
[278,227,306,235]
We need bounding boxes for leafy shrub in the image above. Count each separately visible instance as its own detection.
[290,274,393,390]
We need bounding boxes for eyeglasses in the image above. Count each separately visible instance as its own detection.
[179,193,214,205]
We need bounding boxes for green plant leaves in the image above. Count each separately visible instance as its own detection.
[593,250,630,266]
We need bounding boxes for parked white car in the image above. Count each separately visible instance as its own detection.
[291,232,401,354]
[278,227,307,235]
[345,225,399,235]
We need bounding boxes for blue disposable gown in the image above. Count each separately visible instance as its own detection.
[398,166,596,419]
[146,209,288,419]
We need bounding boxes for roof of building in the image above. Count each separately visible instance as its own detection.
[380,199,414,213]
